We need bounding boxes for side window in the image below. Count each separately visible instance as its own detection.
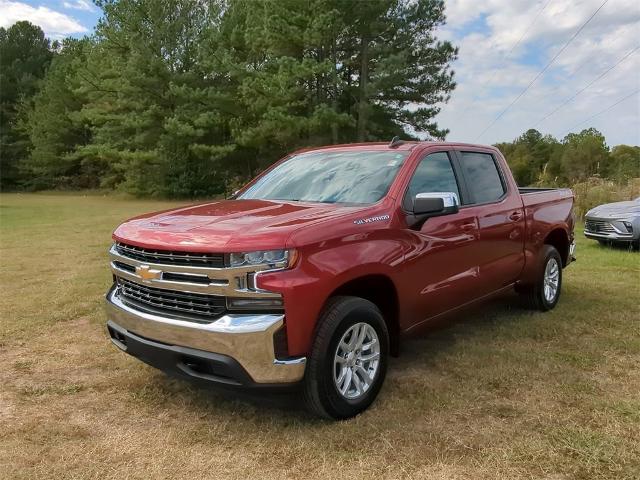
[459,152,505,204]
[404,152,460,208]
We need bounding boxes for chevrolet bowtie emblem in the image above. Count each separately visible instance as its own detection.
[136,265,162,281]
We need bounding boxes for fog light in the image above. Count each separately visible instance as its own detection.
[227,297,284,310]
[622,221,633,233]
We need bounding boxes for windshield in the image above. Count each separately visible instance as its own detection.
[239,150,409,204]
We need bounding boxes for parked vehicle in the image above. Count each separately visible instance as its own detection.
[105,140,576,419]
[584,198,640,248]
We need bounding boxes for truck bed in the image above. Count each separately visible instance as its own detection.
[519,187,574,208]
[519,187,570,194]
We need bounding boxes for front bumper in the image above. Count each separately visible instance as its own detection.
[105,288,306,386]
[584,216,638,243]
[584,231,637,242]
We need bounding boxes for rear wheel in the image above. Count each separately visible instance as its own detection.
[518,245,563,311]
[303,296,389,419]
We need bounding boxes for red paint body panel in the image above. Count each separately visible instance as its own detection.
[112,142,575,357]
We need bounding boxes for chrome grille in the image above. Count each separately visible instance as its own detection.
[115,277,227,321]
[115,242,225,268]
[585,219,616,234]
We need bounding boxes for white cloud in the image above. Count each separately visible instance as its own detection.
[63,0,94,12]
[435,0,640,146]
[0,0,88,39]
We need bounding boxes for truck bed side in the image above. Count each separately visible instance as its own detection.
[519,188,575,284]
[519,187,574,200]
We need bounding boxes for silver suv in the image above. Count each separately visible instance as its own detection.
[584,198,640,248]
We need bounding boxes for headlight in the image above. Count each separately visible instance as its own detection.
[229,249,294,268]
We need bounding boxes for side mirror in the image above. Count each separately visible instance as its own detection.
[413,192,459,216]
[407,192,459,228]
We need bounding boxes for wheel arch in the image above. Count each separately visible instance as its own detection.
[328,274,400,356]
[544,227,570,266]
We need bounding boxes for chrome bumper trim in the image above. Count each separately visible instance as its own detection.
[583,230,633,240]
[105,288,305,384]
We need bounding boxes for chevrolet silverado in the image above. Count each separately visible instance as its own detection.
[105,141,576,419]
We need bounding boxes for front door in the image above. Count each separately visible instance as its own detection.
[395,150,481,327]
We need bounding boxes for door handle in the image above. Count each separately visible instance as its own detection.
[509,211,523,222]
[461,222,476,231]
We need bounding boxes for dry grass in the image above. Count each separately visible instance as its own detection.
[571,177,640,217]
[1,192,639,480]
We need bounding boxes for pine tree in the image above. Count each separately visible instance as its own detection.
[24,38,93,189]
[338,0,457,140]
[219,0,353,156]
[0,21,53,188]
[81,0,235,196]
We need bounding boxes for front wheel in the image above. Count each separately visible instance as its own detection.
[518,245,563,311]
[303,296,389,419]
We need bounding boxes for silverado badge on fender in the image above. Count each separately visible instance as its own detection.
[354,214,390,225]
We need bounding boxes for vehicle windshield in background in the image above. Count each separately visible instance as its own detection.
[239,150,409,204]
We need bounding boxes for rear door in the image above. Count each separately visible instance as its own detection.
[453,149,525,295]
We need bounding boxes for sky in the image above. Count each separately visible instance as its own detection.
[1,0,639,146]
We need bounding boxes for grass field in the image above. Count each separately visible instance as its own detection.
[1,193,639,480]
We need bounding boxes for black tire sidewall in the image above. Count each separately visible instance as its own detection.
[538,246,563,310]
[308,297,389,419]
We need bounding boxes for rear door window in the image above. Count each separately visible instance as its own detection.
[458,152,505,204]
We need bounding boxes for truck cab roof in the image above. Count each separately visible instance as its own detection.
[290,141,498,155]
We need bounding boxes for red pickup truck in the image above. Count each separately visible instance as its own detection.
[105,141,575,419]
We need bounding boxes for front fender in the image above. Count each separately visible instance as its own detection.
[257,232,404,356]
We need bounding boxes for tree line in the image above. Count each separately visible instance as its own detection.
[0,0,637,198]
[1,0,457,197]
[496,128,638,187]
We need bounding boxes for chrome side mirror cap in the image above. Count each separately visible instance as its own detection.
[413,192,459,215]
[407,192,459,229]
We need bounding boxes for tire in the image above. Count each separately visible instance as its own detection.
[303,296,389,420]
[518,245,563,311]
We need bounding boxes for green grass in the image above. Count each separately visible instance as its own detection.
[1,192,639,479]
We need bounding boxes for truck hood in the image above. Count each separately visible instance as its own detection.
[586,199,640,218]
[113,199,366,252]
